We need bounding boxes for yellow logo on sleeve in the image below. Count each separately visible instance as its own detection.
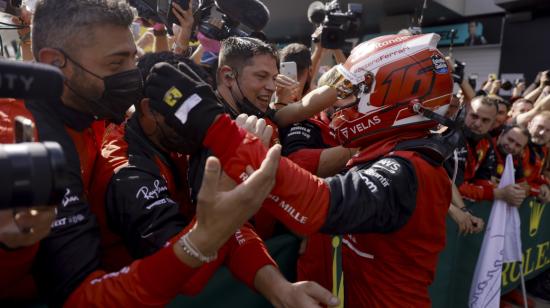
[163,87,183,107]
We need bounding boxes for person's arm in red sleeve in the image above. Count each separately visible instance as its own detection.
[281,121,352,177]
[225,223,276,290]
[204,116,330,235]
[459,180,495,201]
[174,221,278,295]
[65,245,199,307]
[288,149,323,174]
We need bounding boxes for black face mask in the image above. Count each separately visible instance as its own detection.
[60,50,143,124]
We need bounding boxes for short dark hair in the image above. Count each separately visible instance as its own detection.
[500,124,530,139]
[487,94,510,112]
[32,0,133,59]
[470,95,499,114]
[279,43,312,76]
[218,36,279,74]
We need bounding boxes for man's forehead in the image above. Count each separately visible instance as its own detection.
[244,55,278,73]
[471,100,496,116]
[507,128,527,140]
[78,24,136,57]
[532,115,550,127]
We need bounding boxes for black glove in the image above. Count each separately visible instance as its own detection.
[145,62,224,154]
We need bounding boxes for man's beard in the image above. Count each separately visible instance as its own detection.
[64,71,102,116]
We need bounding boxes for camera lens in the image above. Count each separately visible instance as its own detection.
[0,142,67,209]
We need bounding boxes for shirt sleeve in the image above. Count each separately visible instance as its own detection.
[321,156,418,234]
[106,162,189,259]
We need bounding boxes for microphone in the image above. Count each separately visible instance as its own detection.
[0,60,64,100]
[215,0,270,31]
[307,1,325,25]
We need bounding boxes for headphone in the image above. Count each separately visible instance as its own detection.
[225,71,235,79]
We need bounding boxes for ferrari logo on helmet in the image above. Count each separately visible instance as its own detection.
[163,86,183,107]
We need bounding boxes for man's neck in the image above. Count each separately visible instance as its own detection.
[217,86,238,110]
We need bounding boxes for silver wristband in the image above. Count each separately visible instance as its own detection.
[178,231,218,263]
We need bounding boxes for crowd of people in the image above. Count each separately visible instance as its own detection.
[0,0,549,307]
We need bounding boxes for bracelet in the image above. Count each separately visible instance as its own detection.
[460,207,473,214]
[177,231,218,263]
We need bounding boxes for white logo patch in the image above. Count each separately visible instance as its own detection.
[136,180,169,200]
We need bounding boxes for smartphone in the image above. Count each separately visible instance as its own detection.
[280,61,298,82]
[468,74,478,90]
[157,0,189,35]
[131,21,141,39]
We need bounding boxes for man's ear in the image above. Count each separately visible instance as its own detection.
[38,48,66,68]
[219,65,235,87]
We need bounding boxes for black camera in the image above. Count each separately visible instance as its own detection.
[452,60,466,84]
[0,60,68,210]
[130,0,191,35]
[131,0,269,40]
[196,0,248,41]
[0,141,67,209]
[308,0,362,49]
[0,116,67,210]
[0,0,22,15]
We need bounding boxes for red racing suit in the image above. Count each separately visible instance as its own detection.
[202,115,452,307]
[522,142,549,196]
[88,116,276,293]
[279,114,340,291]
[449,134,497,201]
[0,99,200,307]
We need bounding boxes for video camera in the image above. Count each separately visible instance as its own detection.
[195,0,249,41]
[0,60,68,210]
[308,0,363,49]
[130,0,270,40]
